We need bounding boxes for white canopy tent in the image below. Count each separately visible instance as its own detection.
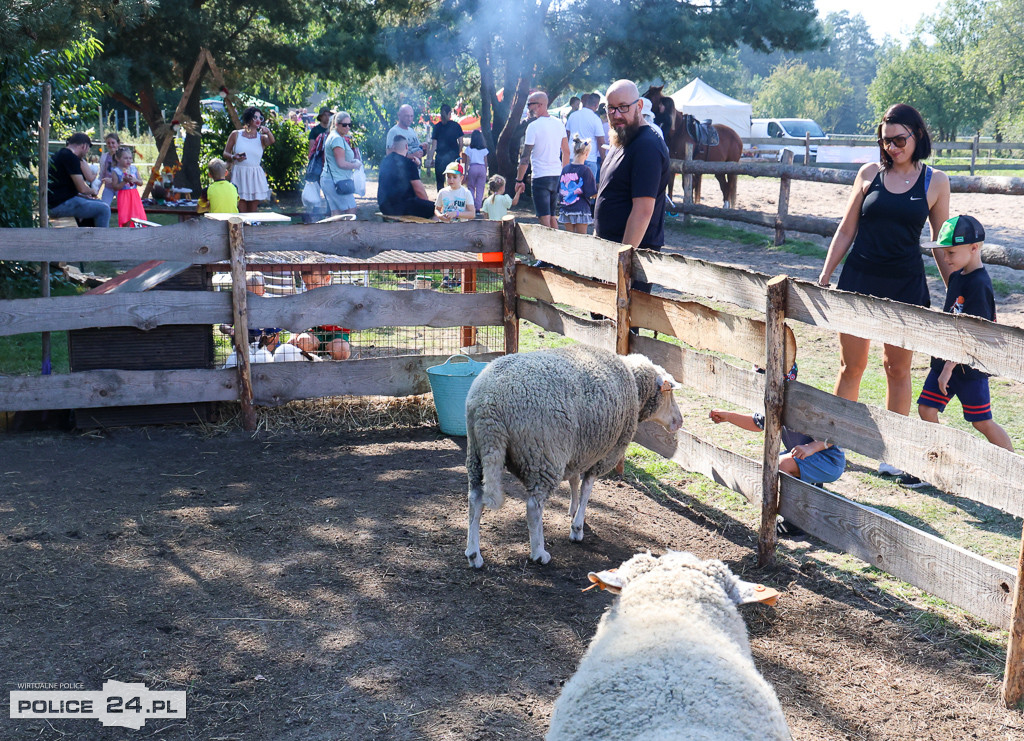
[669,78,752,138]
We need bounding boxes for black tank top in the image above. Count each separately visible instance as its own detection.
[845,166,931,277]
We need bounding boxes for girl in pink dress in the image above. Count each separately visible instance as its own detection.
[111,147,147,227]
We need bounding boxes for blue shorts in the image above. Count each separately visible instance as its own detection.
[918,367,993,421]
[788,445,846,485]
[532,176,559,218]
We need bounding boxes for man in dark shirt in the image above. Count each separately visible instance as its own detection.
[426,104,465,191]
[48,132,111,227]
[309,108,331,147]
[377,136,434,219]
[593,79,670,253]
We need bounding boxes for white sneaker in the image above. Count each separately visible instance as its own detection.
[877,462,904,476]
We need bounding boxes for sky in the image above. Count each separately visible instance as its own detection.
[814,0,937,42]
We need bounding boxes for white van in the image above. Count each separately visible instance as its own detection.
[750,118,828,163]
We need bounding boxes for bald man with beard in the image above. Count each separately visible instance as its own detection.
[593,80,671,258]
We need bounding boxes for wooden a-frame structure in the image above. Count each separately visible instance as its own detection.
[142,48,242,198]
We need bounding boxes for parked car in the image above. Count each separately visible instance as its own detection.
[750,118,828,163]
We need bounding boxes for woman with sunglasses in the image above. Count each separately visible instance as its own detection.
[818,103,950,477]
[319,111,361,216]
[224,106,275,212]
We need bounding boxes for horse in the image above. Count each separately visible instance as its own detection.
[642,86,743,209]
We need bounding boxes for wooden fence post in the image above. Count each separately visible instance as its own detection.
[228,218,257,432]
[971,133,980,177]
[615,245,633,356]
[775,150,794,246]
[804,132,811,165]
[1004,522,1024,707]
[38,83,52,375]
[682,142,693,227]
[758,275,788,566]
[501,215,519,355]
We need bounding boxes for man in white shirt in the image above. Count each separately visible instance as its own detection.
[514,91,569,229]
[565,92,606,181]
[386,104,424,164]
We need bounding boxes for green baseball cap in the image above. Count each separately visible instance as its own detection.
[926,214,985,249]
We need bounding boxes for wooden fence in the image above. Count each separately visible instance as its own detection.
[1,217,1024,705]
[675,149,1024,263]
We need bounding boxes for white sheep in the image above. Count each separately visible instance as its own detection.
[464,345,683,568]
[547,551,790,741]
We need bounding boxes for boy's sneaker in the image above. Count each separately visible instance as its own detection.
[896,473,926,489]
[877,462,904,476]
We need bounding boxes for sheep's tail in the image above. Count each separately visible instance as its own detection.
[481,444,506,510]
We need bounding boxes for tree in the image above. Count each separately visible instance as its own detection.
[958,0,1024,137]
[390,0,823,181]
[752,62,853,132]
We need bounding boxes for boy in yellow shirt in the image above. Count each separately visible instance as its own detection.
[200,158,239,213]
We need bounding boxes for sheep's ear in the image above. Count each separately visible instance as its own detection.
[586,568,625,594]
[734,578,780,607]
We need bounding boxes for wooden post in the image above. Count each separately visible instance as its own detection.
[501,215,519,355]
[970,133,979,177]
[39,83,52,375]
[460,268,478,349]
[228,218,257,431]
[682,142,693,226]
[615,245,633,356]
[804,132,811,165]
[758,275,788,566]
[202,49,242,129]
[775,150,794,246]
[1004,522,1024,707]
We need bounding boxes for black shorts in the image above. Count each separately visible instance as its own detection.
[836,263,930,308]
[532,176,559,218]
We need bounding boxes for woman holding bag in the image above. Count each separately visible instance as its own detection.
[319,111,361,216]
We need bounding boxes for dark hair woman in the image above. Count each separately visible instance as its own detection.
[224,106,276,212]
[817,103,950,478]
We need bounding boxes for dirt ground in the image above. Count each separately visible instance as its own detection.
[3,179,1024,740]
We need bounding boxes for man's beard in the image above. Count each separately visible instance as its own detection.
[609,115,644,148]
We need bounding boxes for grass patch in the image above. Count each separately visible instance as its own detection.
[0,332,70,375]
[992,277,1024,296]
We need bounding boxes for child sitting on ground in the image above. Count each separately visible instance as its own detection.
[479,174,521,221]
[110,146,147,227]
[434,161,475,222]
[912,215,1014,474]
[557,134,597,234]
[710,363,846,535]
[201,158,239,214]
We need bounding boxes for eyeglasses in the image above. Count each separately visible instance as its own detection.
[878,132,913,149]
[607,98,640,115]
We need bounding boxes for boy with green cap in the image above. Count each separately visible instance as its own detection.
[907,215,1014,487]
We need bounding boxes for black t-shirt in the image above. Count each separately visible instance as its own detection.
[931,266,996,379]
[377,152,422,212]
[593,125,670,247]
[431,120,464,158]
[309,123,328,141]
[48,148,83,208]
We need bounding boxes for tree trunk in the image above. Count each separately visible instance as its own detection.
[494,76,531,184]
[137,84,181,172]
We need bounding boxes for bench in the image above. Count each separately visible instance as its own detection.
[376,212,435,224]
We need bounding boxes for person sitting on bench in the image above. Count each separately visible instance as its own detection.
[377,135,434,219]
[48,133,111,228]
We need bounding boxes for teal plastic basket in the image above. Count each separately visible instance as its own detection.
[426,354,488,436]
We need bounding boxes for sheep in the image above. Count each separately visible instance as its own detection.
[546,551,790,741]
[464,345,683,568]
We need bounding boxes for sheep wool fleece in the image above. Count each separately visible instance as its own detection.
[547,552,791,741]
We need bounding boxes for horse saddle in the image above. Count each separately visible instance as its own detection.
[685,117,720,151]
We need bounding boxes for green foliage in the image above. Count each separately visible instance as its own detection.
[752,61,853,131]
[200,112,309,194]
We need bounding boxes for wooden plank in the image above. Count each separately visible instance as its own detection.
[516,265,616,317]
[251,353,502,404]
[634,251,770,313]
[785,381,1024,519]
[228,218,256,431]
[248,286,503,331]
[501,216,519,355]
[0,368,239,411]
[759,276,787,565]
[517,298,616,351]
[1006,525,1024,706]
[778,476,1016,630]
[630,291,797,370]
[786,279,1024,383]
[629,334,764,411]
[634,422,763,504]
[516,223,621,283]
[0,218,228,263]
[242,220,501,256]
[615,246,632,355]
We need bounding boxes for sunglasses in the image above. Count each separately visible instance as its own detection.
[338,121,352,127]
[878,132,913,148]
